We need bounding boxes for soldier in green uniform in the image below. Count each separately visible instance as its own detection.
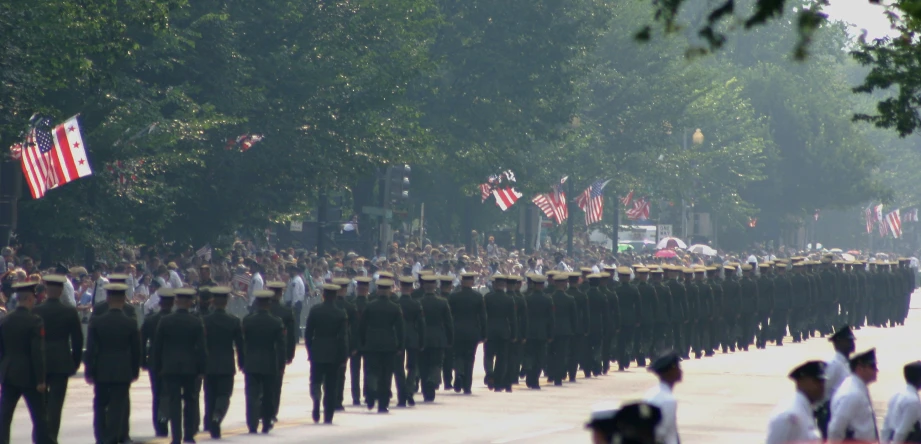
[153,287,207,444]
[242,290,285,433]
[33,275,83,442]
[886,262,900,327]
[650,268,673,357]
[682,268,701,359]
[508,276,528,383]
[755,264,774,349]
[585,273,608,376]
[834,261,849,329]
[305,284,348,424]
[347,277,371,406]
[693,267,713,357]
[396,277,424,407]
[331,277,357,410]
[721,266,742,352]
[0,282,53,444]
[566,272,589,379]
[267,281,296,424]
[141,287,173,436]
[486,275,518,391]
[635,268,658,364]
[615,268,640,369]
[819,258,837,337]
[85,283,140,444]
[91,273,138,321]
[437,276,457,391]
[705,267,723,354]
[738,265,758,351]
[548,274,576,385]
[772,263,792,346]
[600,270,619,374]
[579,268,593,293]
[854,261,869,329]
[790,262,810,342]
[449,273,486,394]
[524,275,554,389]
[202,287,243,438]
[665,266,686,357]
[359,279,404,413]
[418,275,453,402]
[898,258,913,325]
[804,261,820,338]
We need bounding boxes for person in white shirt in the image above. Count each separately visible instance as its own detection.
[881,361,921,444]
[643,350,682,444]
[246,261,264,306]
[167,262,183,289]
[819,325,857,437]
[143,280,164,315]
[284,264,306,342]
[766,360,826,444]
[828,348,880,443]
[91,265,110,306]
[56,264,76,307]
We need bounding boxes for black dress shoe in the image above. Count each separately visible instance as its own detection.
[396,401,407,408]
[378,407,390,414]
[367,399,375,410]
[444,383,453,390]
[210,422,221,439]
[352,400,361,406]
[312,408,321,423]
[407,398,415,406]
[262,422,273,434]
[463,389,472,395]
[454,385,462,393]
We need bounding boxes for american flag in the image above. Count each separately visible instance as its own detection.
[865,206,874,233]
[232,272,251,293]
[620,190,634,207]
[493,187,523,211]
[480,181,495,202]
[196,244,212,261]
[887,209,902,238]
[626,197,650,220]
[21,115,93,199]
[532,176,568,224]
[480,171,521,209]
[575,179,610,225]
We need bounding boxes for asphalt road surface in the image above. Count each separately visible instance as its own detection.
[11,294,921,443]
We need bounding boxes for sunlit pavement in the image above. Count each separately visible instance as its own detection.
[12,292,921,443]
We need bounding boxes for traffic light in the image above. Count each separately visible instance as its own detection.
[388,164,411,204]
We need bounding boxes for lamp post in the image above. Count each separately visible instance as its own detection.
[681,128,704,240]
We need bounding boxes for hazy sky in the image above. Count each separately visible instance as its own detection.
[823,0,895,39]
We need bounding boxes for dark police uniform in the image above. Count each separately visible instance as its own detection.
[202,287,243,438]
[305,285,349,423]
[153,289,207,444]
[332,279,358,410]
[346,279,370,406]
[359,281,404,412]
[549,276,577,385]
[484,277,517,391]
[509,279,529,383]
[242,291,285,433]
[268,290,296,421]
[566,274,590,380]
[585,275,609,376]
[448,276,486,394]
[140,289,173,437]
[418,278,453,402]
[524,276,554,389]
[32,276,83,441]
[396,278,425,406]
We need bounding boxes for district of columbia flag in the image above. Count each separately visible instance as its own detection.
[21,115,92,199]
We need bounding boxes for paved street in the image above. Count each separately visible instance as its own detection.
[11,294,921,443]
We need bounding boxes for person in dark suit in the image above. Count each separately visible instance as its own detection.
[448,272,486,394]
[306,284,348,423]
[267,281,295,424]
[85,283,140,444]
[242,290,285,434]
[202,287,243,438]
[0,281,53,444]
[396,277,424,407]
[483,275,515,392]
[33,275,83,442]
[141,288,174,437]
[359,279,404,413]
[524,274,554,389]
[418,275,453,402]
[153,288,207,444]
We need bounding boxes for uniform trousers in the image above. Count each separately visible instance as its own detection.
[0,383,53,444]
[509,340,525,381]
[755,313,770,346]
[309,362,338,422]
[402,348,420,401]
[671,323,683,356]
[484,339,509,388]
[270,368,286,419]
[148,371,169,436]
[204,375,234,430]
[585,334,603,376]
[363,351,395,408]
[164,374,200,442]
[600,335,612,374]
[392,350,408,403]
[772,311,788,343]
[244,373,275,432]
[45,374,69,440]
[92,383,129,444]
[418,348,444,400]
[349,354,364,404]
[634,324,649,365]
[568,335,584,378]
[453,341,478,392]
[616,326,635,367]
[549,335,570,383]
[524,341,548,387]
[442,347,455,388]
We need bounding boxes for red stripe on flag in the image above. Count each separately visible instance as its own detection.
[54,125,79,180]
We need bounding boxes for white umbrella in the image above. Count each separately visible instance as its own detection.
[829,248,843,253]
[841,253,855,261]
[688,244,717,256]
[656,237,687,250]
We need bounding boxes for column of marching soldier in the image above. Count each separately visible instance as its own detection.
[0,254,914,444]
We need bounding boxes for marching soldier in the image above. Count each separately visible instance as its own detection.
[91,273,138,320]
[267,281,296,424]
[347,277,371,406]
[693,267,713,357]
[615,267,640,370]
[819,258,837,336]
[738,265,758,352]
[855,261,870,329]
[790,263,810,342]
[418,275,453,402]
[202,287,244,438]
[484,276,517,391]
[765,361,825,444]
[585,274,608,377]
[438,276,456,391]
[396,276,424,407]
[524,274,553,389]
[566,272,589,379]
[665,267,686,358]
[85,283,140,444]
[651,269,673,358]
[331,277,357,411]
[682,268,700,359]
[508,276,528,384]
[0,282,53,444]
[141,288,173,436]
[242,290,285,434]
[635,268,658,364]
[705,267,723,354]
[153,287,207,444]
[359,279,404,413]
[721,266,742,353]
[772,263,792,346]
[756,263,774,349]
[549,274,576,385]
[449,272,486,394]
[601,269,620,374]
[33,275,83,442]
[305,284,348,424]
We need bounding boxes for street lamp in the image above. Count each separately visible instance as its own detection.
[682,128,704,239]
[692,128,704,145]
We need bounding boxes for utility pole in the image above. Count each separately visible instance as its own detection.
[567,178,575,256]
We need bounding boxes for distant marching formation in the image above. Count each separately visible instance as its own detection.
[0,254,914,444]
